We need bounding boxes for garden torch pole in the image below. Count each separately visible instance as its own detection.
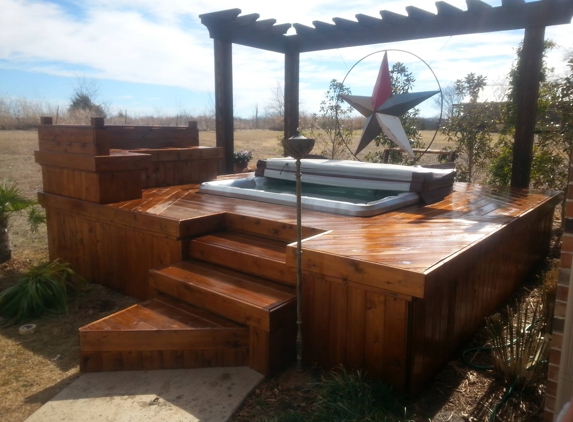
[284,130,314,373]
[295,156,303,372]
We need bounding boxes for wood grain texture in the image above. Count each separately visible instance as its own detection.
[39,163,559,388]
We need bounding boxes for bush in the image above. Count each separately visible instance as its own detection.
[0,260,87,325]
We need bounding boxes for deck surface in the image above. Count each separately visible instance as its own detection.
[101,180,558,297]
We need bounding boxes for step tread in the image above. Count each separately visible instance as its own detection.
[151,260,295,311]
[192,231,287,262]
[190,230,295,286]
[147,295,243,329]
[80,296,246,332]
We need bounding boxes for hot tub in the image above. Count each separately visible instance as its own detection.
[199,176,420,217]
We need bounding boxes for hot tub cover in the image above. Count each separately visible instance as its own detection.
[255,159,455,203]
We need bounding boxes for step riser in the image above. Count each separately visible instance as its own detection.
[149,270,272,331]
[224,213,323,242]
[80,328,248,352]
[190,240,295,286]
[81,349,248,372]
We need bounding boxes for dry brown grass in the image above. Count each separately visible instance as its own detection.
[200,129,452,169]
[0,130,137,422]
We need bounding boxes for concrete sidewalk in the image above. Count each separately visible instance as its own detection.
[25,367,264,422]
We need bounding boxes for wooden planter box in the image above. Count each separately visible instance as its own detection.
[35,117,222,203]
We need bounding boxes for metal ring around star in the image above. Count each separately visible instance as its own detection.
[338,49,444,162]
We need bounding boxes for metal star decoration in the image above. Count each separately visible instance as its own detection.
[341,52,439,157]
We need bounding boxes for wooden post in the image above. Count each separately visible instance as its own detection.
[510,25,546,188]
[91,117,105,128]
[214,39,234,174]
[284,48,300,147]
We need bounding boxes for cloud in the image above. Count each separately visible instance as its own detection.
[0,0,571,116]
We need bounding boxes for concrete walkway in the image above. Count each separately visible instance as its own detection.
[25,367,264,422]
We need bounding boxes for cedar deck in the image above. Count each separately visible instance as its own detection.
[36,119,560,395]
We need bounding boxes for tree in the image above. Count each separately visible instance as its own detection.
[434,84,464,120]
[0,180,45,263]
[308,80,354,159]
[68,77,107,120]
[266,81,284,119]
[441,73,497,182]
[365,62,424,165]
[488,41,573,190]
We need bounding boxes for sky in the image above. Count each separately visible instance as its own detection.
[0,0,572,119]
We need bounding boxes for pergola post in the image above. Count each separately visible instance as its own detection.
[214,38,234,174]
[510,25,546,188]
[284,47,300,143]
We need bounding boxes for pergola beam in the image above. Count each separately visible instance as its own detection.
[200,1,573,180]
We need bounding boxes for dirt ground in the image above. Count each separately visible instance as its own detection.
[0,129,555,422]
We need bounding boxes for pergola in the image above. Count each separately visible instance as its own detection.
[200,0,573,185]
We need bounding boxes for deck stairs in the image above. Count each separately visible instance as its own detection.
[79,216,315,376]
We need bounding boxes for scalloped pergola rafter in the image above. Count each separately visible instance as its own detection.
[200,0,573,187]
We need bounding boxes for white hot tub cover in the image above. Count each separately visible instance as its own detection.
[255,158,455,202]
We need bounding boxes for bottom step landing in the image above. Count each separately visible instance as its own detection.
[79,295,249,372]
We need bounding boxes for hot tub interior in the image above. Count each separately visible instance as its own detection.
[199,176,421,217]
[199,159,456,217]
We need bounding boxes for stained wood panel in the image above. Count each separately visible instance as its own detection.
[302,274,409,390]
[46,208,182,299]
[408,208,555,394]
[106,121,199,150]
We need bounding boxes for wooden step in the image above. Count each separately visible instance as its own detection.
[149,260,296,332]
[148,261,297,375]
[189,231,295,286]
[79,295,249,372]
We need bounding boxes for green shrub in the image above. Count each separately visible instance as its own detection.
[0,259,87,325]
[313,367,409,422]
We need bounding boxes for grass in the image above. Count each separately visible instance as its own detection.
[0,128,558,422]
[198,129,452,170]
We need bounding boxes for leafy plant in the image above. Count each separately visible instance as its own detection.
[440,73,497,182]
[309,79,355,160]
[488,41,573,190]
[313,367,410,422]
[234,150,253,164]
[0,259,87,325]
[0,179,46,263]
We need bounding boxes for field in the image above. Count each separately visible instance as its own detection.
[198,129,453,168]
[0,129,551,421]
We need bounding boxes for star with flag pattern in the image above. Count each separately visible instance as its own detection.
[341,52,439,157]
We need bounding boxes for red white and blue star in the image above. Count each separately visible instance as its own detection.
[341,53,439,157]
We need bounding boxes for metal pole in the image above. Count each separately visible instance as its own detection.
[295,157,303,372]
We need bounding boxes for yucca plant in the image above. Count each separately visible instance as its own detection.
[486,301,549,391]
[0,259,87,325]
[0,179,46,263]
[485,263,557,392]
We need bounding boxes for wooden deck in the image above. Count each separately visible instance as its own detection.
[38,180,559,393]
[34,119,559,394]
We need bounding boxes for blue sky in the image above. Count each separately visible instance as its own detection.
[0,0,571,119]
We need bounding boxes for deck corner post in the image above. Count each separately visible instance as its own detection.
[91,117,105,128]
